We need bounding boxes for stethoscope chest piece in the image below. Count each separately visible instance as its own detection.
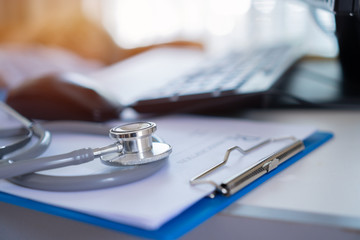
[101,122,172,166]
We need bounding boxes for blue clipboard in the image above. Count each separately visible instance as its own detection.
[0,131,333,240]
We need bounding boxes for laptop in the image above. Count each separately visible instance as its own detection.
[89,43,304,116]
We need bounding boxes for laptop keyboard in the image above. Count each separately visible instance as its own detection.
[133,44,302,113]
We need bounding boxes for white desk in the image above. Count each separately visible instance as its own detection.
[1,109,359,240]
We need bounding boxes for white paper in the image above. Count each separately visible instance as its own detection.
[0,115,316,230]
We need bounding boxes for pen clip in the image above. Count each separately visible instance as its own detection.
[189,136,304,198]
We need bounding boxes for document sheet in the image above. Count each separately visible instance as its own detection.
[0,115,316,230]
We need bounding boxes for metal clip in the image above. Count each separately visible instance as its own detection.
[190,136,304,197]
[263,158,280,172]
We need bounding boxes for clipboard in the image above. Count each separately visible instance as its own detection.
[0,130,333,240]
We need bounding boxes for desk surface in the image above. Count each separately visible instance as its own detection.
[237,109,360,220]
[1,109,360,240]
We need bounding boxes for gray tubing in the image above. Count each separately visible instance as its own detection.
[0,148,94,179]
[9,123,52,161]
[10,158,168,191]
[0,127,32,159]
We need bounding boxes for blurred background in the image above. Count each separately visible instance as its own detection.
[0,0,339,89]
[0,0,338,55]
[89,0,338,56]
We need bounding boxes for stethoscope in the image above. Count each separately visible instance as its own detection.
[0,102,172,191]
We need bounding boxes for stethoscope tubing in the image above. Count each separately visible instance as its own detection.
[0,148,94,179]
[9,159,167,191]
[8,123,51,161]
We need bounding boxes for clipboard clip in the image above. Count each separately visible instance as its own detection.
[189,136,305,198]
